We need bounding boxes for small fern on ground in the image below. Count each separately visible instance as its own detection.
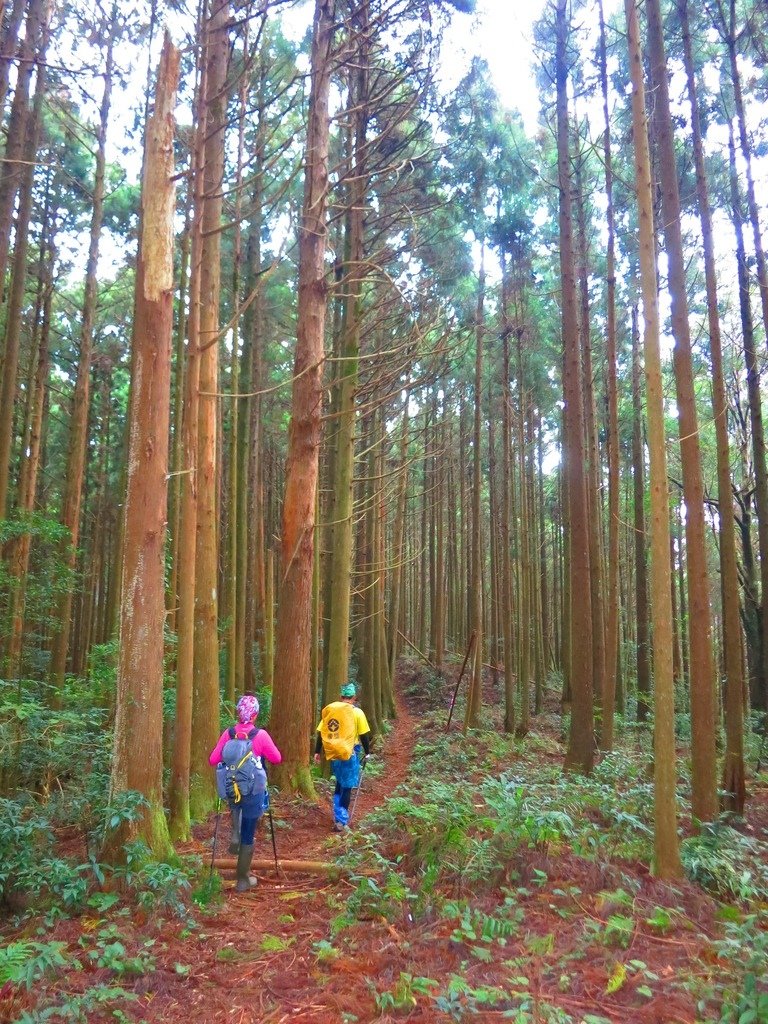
[0,940,70,989]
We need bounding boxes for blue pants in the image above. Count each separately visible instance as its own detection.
[240,815,258,844]
[230,793,268,845]
[330,754,361,826]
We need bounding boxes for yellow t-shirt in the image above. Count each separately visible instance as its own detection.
[351,705,370,741]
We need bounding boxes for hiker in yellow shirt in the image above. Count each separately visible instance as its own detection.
[314,682,371,831]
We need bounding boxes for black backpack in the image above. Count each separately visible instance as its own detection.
[215,727,267,804]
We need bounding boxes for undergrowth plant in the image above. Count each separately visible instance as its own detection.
[0,940,69,988]
[445,896,523,947]
[681,822,768,904]
[0,678,110,800]
[113,842,193,917]
[11,983,139,1023]
[370,780,482,881]
[0,666,205,926]
[373,972,438,1013]
[685,911,768,1023]
[325,707,766,1024]
[364,734,659,898]
[0,514,74,679]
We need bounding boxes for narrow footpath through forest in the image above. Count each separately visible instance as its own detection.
[118,668,736,1024]
[165,690,423,1024]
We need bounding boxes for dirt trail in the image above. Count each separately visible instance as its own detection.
[161,691,422,1023]
[193,690,420,872]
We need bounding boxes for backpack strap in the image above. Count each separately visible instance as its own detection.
[230,725,260,742]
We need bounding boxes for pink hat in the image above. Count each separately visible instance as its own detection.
[236,694,259,723]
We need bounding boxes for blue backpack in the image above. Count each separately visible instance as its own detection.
[216,727,267,804]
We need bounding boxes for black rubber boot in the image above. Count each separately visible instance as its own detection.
[228,807,241,855]
[235,842,257,892]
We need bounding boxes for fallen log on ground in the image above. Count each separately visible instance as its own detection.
[211,858,344,875]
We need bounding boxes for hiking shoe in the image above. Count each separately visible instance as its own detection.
[235,843,257,892]
[235,875,258,892]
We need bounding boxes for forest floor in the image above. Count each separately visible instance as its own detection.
[2,661,768,1024]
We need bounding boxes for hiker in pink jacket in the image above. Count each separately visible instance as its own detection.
[209,693,281,891]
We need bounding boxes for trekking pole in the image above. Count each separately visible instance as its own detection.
[264,770,280,874]
[348,756,367,825]
[266,792,279,873]
[446,631,476,732]
[209,799,222,879]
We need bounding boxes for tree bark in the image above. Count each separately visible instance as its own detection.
[624,0,682,878]
[631,308,651,722]
[189,0,230,820]
[270,0,335,796]
[574,140,606,738]
[679,0,744,811]
[0,0,51,519]
[168,16,208,841]
[537,412,550,680]
[0,39,44,521]
[167,195,191,635]
[555,0,593,772]
[728,121,768,720]
[432,397,446,672]
[225,24,249,705]
[0,0,26,118]
[49,13,115,686]
[0,0,50,407]
[105,36,179,862]
[517,336,531,735]
[646,0,718,823]
[465,244,485,730]
[501,264,516,734]
[326,6,369,699]
[598,0,619,750]
[387,394,410,681]
[4,188,54,679]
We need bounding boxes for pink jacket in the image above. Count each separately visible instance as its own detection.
[208,724,282,766]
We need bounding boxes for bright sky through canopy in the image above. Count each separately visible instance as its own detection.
[283,0,552,130]
[441,0,548,131]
